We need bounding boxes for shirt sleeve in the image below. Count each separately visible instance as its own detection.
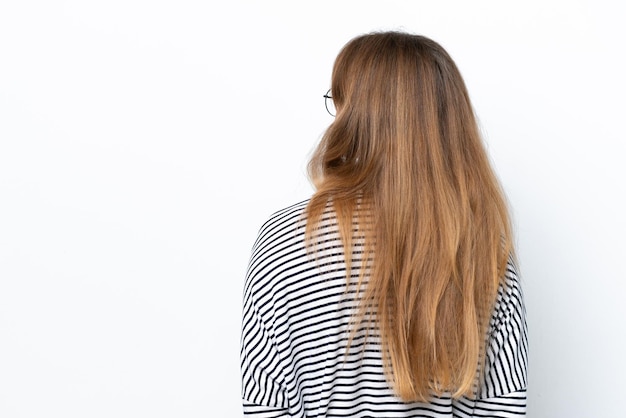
[480,263,528,400]
[453,390,527,417]
[240,265,289,416]
[455,262,529,417]
[471,389,527,417]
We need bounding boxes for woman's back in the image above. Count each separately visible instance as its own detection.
[241,200,527,417]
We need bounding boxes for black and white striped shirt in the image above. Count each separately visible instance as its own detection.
[241,200,528,417]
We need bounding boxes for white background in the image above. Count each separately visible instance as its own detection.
[1,1,624,417]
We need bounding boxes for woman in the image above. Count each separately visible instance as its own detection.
[240,31,528,417]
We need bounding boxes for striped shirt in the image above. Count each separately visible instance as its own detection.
[241,200,528,417]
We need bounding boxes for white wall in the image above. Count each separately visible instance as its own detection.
[1,1,624,417]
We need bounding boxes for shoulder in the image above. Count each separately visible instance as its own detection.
[251,199,310,254]
[244,199,311,295]
[256,199,310,238]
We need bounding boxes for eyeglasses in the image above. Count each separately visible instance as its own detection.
[323,89,335,117]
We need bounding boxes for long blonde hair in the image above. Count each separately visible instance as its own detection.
[305,31,514,402]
